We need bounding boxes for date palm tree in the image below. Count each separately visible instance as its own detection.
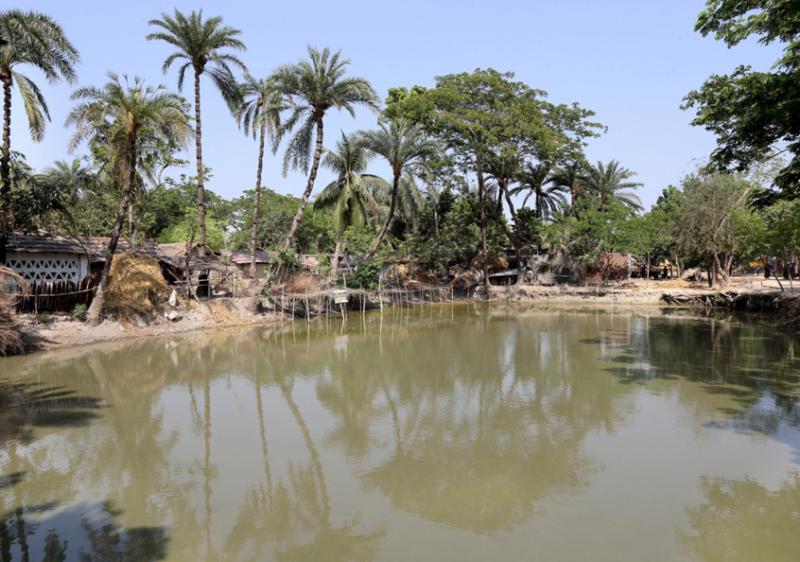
[358,119,439,260]
[236,75,286,279]
[67,73,191,324]
[551,162,587,214]
[147,9,246,251]
[515,162,568,220]
[272,47,378,249]
[313,133,385,270]
[583,160,643,212]
[0,10,78,260]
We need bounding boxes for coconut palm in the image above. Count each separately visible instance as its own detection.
[0,10,78,260]
[515,162,568,220]
[67,73,191,324]
[582,160,643,212]
[236,75,286,279]
[147,9,246,251]
[272,47,378,249]
[358,119,439,259]
[313,133,386,270]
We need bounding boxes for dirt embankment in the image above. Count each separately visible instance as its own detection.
[20,297,278,352]
[16,275,791,353]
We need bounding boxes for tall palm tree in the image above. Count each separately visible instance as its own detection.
[313,133,385,270]
[583,160,643,212]
[358,119,439,260]
[551,162,585,212]
[236,75,285,279]
[67,73,191,324]
[272,47,378,249]
[0,10,78,260]
[147,9,246,251]
[515,162,568,220]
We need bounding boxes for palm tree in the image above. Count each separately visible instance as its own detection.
[39,158,94,201]
[551,162,585,212]
[272,47,378,249]
[313,133,385,270]
[67,73,191,324]
[236,75,285,279]
[147,9,246,251]
[583,160,643,212]
[515,162,568,220]
[0,10,78,260]
[358,119,439,260]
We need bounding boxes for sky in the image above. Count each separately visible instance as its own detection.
[9,0,782,209]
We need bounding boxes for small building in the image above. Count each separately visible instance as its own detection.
[4,232,160,284]
[221,249,275,278]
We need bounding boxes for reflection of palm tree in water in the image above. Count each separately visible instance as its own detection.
[277,378,384,562]
[204,380,216,562]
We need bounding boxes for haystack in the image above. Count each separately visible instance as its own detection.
[0,266,28,356]
[105,253,168,316]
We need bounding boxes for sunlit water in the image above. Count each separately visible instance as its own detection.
[1,304,799,561]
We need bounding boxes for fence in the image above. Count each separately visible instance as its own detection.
[14,277,95,314]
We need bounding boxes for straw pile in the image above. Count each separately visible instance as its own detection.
[105,253,168,316]
[0,266,28,356]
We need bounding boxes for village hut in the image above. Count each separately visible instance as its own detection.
[221,249,275,278]
[3,232,161,312]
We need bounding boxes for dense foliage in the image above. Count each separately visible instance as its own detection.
[3,3,800,296]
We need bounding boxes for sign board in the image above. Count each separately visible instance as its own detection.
[333,289,349,304]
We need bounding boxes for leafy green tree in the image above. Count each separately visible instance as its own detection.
[683,0,800,193]
[158,209,226,251]
[67,73,191,323]
[272,47,378,248]
[620,208,671,284]
[0,10,79,259]
[674,173,755,287]
[388,69,600,287]
[147,9,246,249]
[236,74,285,278]
[358,118,439,259]
[313,133,386,269]
[542,199,633,278]
[582,160,643,212]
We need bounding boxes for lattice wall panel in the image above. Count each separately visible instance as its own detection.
[6,257,82,283]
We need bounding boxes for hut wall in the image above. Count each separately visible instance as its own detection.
[5,252,88,283]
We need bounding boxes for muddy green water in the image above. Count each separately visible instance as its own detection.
[1,305,799,561]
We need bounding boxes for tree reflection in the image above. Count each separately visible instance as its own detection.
[680,473,800,562]
[295,309,633,533]
[0,502,167,562]
[598,315,800,456]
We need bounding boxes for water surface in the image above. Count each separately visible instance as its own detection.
[1,305,799,561]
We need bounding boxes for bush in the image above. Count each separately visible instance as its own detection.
[347,260,382,290]
[71,303,87,321]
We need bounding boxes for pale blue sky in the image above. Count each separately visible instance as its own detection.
[11,0,781,208]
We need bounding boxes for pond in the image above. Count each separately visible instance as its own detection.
[0,304,799,561]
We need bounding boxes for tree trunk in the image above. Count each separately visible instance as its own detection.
[284,116,324,248]
[87,132,137,325]
[250,120,267,279]
[498,179,524,285]
[367,166,400,261]
[476,156,490,297]
[0,74,12,265]
[193,70,207,251]
[331,237,342,272]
